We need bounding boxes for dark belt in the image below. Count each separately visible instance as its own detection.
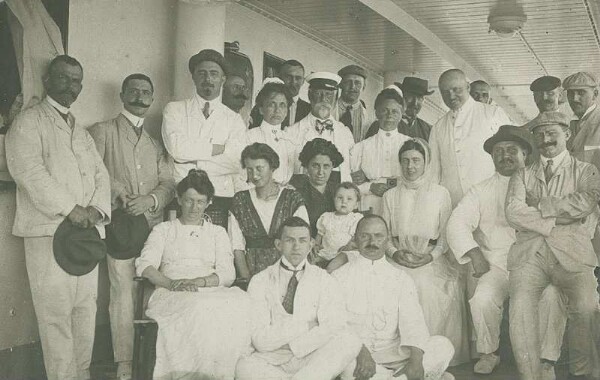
[246,237,276,249]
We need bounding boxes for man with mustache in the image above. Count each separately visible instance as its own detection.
[222,74,250,122]
[286,72,355,183]
[5,55,111,380]
[429,69,511,206]
[333,215,455,380]
[522,76,563,130]
[249,59,311,129]
[447,125,567,377]
[364,77,435,141]
[334,65,374,143]
[161,49,246,228]
[505,111,600,380]
[89,73,175,380]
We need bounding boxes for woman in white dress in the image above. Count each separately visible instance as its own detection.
[135,169,251,380]
[382,138,470,366]
[244,79,297,185]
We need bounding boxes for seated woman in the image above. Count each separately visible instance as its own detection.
[229,143,309,279]
[289,138,345,237]
[350,86,410,215]
[245,79,296,185]
[381,138,469,366]
[135,169,251,380]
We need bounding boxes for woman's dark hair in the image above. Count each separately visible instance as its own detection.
[255,83,292,108]
[374,88,404,110]
[176,169,215,199]
[276,216,311,239]
[335,182,361,202]
[398,139,426,162]
[241,142,280,170]
[298,138,344,168]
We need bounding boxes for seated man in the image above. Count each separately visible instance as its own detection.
[334,215,455,380]
[236,216,362,380]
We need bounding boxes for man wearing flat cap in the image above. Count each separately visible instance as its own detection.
[5,55,111,380]
[161,49,246,228]
[564,72,600,161]
[447,125,567,377]
[335,64,374,142]
[522,76,563,130]
[364,76,435,141]
[505,111,600,380]
[89,73,175,380]
[286,71,355,183]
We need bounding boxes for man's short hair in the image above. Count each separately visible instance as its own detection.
[355,214,388,234]
[121,73,154,93]
[276,216,311,239]
[48,55,82,74]
[280,59,304,71]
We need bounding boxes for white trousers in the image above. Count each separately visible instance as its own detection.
[340,336,454,380]
[467,265,567,360]
[107,255,135,363]
[236,331,362,380]
[24,236,98,380]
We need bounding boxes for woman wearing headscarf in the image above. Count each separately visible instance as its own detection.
[382,138,470,366]
[350,86,411,215]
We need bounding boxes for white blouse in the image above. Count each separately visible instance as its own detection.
[245,121,297,184]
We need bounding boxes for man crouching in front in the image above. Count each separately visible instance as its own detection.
[236,216,362,380]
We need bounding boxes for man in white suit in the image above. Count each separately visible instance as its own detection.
[236,216,362,380]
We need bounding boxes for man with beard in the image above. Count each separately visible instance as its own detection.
[161,49,246,228]
[364,76,435,141]
[429,69,511,206]
[286,72,355,183]
[89,73,175,380]
[334,215,455,380]
[447,125,567,377]
[5,55,111,380]
[249,59,311,129]
[335,64,374,143]
[522,76,563,130]
[506,111,600,380]
[222,74,250,124]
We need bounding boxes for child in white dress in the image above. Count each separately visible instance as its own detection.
[311,182,363,268]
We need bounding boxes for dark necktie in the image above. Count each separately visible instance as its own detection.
[544,159,554,184]
[339,105,353,132]
[315,119,334,134]
[203,102,211,119]
[281,261,304,314]
[282,99,294,129]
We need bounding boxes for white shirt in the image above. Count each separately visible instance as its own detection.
[47,96,69,115]
[161,93,247,196]
[335,99,375,143]
[446,172,514,271]
[228,187,310,251]
[245,121,296,184]
[350,128,411,214]
[278,256,307,300]
[288,96,299,125]
[540,149,568,175]
[333,253,429,359]
[286,113,355,182]
[429,96,511,206]
[121,108,144,128]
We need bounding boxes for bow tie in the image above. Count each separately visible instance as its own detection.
[315,119,334,133]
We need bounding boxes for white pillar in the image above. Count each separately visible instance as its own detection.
[173,0,238,100]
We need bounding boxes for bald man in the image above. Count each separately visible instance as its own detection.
[429,69,511,206]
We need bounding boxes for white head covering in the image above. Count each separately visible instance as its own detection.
[398,137,432,190]
[385,84,403,98]
[260,77,284,89]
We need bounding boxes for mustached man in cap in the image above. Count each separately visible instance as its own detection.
[447,125,567,377]
[5,55,111,380]
[88,73,175,380]
[429,69,511,207]
[564,72,600,162]
[522,76,564,130]
[286,72,355,183]
[505,111,600,380]
[161,49,247,228]
[335,64,375,143]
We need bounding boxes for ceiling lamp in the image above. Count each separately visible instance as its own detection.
[488,14,527,38]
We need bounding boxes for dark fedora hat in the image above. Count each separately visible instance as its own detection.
[105,209,150,260]
[484,124,533,155]
[53,219,106,276]
[399,77,435,96]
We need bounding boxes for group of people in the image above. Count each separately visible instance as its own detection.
[3,45,600,380]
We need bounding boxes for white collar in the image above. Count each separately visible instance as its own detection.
[47,96,70,115]
[259,120,283,133]
[121,109,144,127]
[292,95,299,104]
[308,112,335,126]
[339,98,362,109]
[451,96,475,116]
[580,104,598,120]
[281,256,307,271]
[377,127,399,138]
[540,149,568,168]
[194,93,220,110]
[355,252,388,266]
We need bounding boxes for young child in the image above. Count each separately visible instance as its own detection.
[311,182,363,268]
